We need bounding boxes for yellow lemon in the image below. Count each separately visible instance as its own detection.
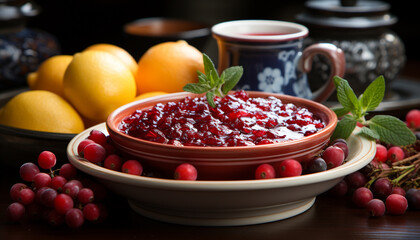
[136,40,204,95]
[83,43,138,77]
[27,55,73,98]
[133,91,168,101]
[63,51,136,124]
[0,90,84,133]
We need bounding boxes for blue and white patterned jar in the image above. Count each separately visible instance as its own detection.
[0,0,60,90]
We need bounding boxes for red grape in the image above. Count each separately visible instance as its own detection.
[18,188,35,205]
[39,188,57,208]
[387,146,405,163]
[88,129,108,147]
[78,188,94,204]
[278,159,302,177]
[63,180,83,199]
[352,187,373,208]
[77,139,95,157]
[385,194,408,215]
[371,178,393,199]
[83,143,106,164]
[54,193,74,215]
[37,151,57,169]
[121,160,143,176]
[50,176,67,191]
[405,109,420,128]
[59,163,77,180]
[19,162,40,182]
[322,146,345,169]
[306,157,327,174]
[366,199,385,217]
[10,183,27,202]
[373,144,388,163]
[174,163,197,180]
[391,187,406,196]
[104,154,123,171]
[33,173,52,189]
[6,202,25,222]
[255,163,276,179]
[331,139,349,158]
[406,188,420,210]
[65,208,84,228]
[345,171,367,190]
[83,203,100,221]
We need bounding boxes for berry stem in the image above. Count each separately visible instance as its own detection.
[391,166,415,186]
[392,152,420,166]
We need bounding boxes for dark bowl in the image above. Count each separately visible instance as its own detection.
[122,17,211,60]
[0,88,75,169]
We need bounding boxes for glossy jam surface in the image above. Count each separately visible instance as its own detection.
[119,91,325,147]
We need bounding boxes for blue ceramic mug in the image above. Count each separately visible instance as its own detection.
[212,20,345,102]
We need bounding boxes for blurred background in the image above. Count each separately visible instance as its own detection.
[27,0,420,62]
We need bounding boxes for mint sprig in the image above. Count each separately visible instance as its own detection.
[183,53,243,108]
[332,76,416,146]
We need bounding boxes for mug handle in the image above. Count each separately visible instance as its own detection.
[298,43,346,103]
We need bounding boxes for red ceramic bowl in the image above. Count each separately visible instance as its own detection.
[106,91,337,180]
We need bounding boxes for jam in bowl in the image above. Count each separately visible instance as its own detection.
[119,90,326,147]
[106,91,337,180]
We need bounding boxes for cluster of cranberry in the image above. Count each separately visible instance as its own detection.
[255,139,348,179]
[6,151,108,228]
[329,109,420,217]
[78,129,198,180]
[78,125,349,181]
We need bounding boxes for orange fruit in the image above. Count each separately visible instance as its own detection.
[63,51,136,124]
[135,40,204,95]
[83,43,138,77]
[0,90,84,133]
[133,91,168,101]
[26,55,73,98]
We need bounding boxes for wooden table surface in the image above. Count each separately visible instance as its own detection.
[1,62,420,240]
[1,167,420,240]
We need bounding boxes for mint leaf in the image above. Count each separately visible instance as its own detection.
[331,115,357,140]
[222,66,243,94]
[197,71,208,84]
[183,53,243,107]
[203,53,216,77]
[333,107,349,118]
[183,83,210,94]
[358,126,380,141]
[334,76,361,117]
[369,115,416,146]
[206,91,216,108]
[360,76,385,112]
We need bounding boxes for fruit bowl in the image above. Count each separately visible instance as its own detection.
[106,91,338,180]
[0,88,75,168]
[67,123,376,226]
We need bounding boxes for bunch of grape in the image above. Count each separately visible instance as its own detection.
[254,138,348,179]
[6,151,108,228]
[328,109,420,217]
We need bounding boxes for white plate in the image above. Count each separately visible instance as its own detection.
[67,123,375,226]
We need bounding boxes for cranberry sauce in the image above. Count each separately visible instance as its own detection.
[119,91,325,147]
